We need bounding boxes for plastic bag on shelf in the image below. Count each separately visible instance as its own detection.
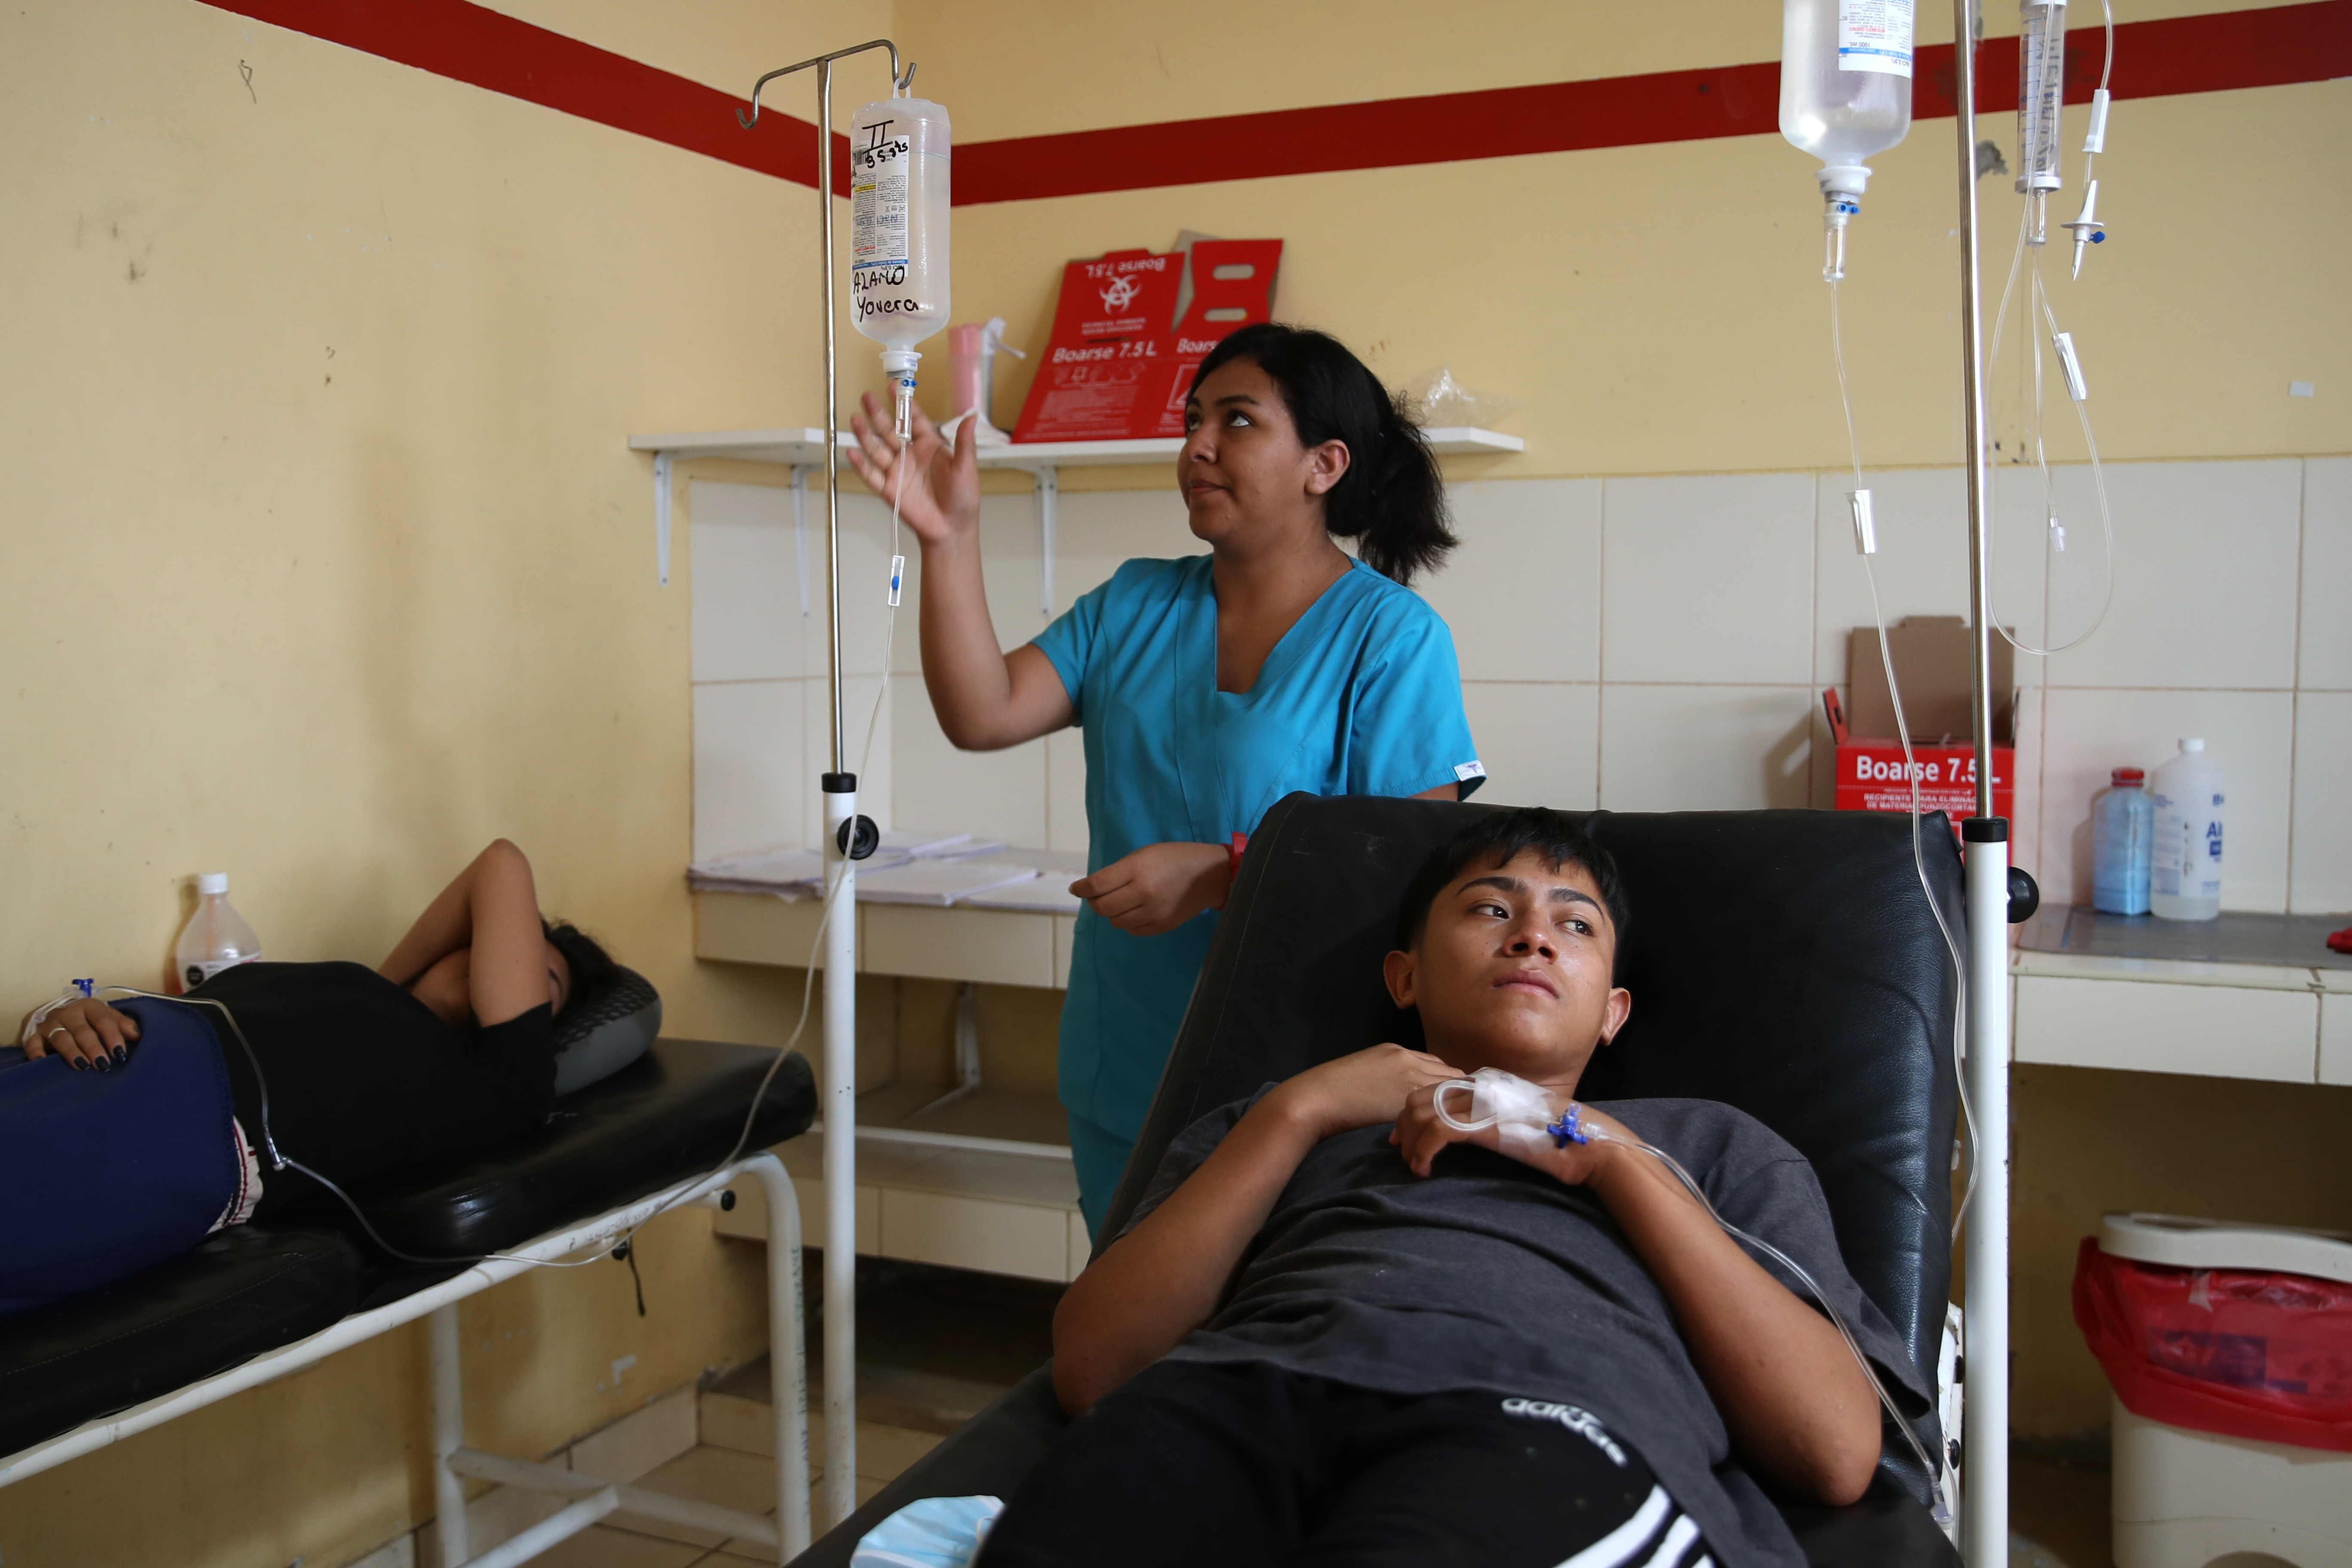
[1402,366,1520,430]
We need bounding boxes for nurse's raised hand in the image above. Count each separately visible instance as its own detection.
[1070,842,1232,936]
[846,392,981,548]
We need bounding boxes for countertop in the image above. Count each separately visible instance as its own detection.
[2017,905,2352,972]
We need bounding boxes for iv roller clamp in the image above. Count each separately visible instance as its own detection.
[738,39,911,1531]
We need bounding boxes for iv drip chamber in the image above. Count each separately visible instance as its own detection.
[1780,0,1915,279]
[849,90,952,431]
[2018,0,2068,241]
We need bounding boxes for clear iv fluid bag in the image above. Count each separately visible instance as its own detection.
[1780,0,1915,168]
[849,93,951,358]
[2018,0,2067,194]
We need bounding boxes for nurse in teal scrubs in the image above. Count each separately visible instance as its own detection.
[849,323,1482,1236]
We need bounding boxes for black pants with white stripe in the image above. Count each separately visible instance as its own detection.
[980,1360,1711,1568]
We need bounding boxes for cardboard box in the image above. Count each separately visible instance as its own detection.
[1828,616,2017,828]
[1011,239,1281,443]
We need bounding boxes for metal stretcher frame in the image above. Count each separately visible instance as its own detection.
[0,1154,812,1567]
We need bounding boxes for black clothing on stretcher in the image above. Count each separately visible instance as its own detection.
[195,961,555,1217]
[1106,1091,1933,1568]
[983,1360,1706,1568]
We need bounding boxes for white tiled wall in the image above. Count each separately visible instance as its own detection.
[2302,460,2352,690]
[687,480,898,860]
[690,461,2351,914]
[1603,472,1817,686]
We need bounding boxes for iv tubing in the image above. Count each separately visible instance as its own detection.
[1982,210,2120,658]
[1587,1123,1949,1511]
[1828,282,1979,1236]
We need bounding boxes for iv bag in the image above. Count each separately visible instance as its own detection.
[1780,0,1916,168]
[849,93,952,356]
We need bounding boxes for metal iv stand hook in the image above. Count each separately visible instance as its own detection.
[739,42,911,129]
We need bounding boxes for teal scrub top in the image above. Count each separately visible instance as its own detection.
[1032,555,1484,1142]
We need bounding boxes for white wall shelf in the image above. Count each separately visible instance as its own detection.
[629,425,1525,609]
[628,425,1524,469]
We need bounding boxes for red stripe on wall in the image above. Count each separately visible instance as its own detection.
[956,1,2352,203]
[207,0,2348,204]
[203,0,853,189]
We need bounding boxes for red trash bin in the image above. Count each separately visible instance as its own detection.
[2075,1221,2352,1450]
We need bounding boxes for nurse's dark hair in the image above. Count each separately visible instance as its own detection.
[541,918,616,1021]
[1394,808,1630,978]
[1189,323,1455,586]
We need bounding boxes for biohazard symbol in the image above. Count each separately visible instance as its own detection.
[1098,274,1142,313]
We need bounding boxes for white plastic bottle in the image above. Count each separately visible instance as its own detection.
[2149,739,2225,921]
[1780,0,1916,278]
[175,872,263,991]
[849,89,952,430]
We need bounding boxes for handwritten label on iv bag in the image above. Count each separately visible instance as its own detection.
[1838,0,1915,75]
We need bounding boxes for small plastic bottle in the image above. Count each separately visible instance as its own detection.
[175,872,263,991]
[2090,767,2152,915]
[2150,740,2225,921]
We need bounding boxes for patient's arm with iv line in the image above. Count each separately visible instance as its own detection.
[1392,1086,1882,1506]
[19,995,141,1070]
[846,392,1075,752]
[1051,1044,1465,1417]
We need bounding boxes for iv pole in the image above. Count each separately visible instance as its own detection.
[1951,0,2014,1562]
[739,38,906,1532]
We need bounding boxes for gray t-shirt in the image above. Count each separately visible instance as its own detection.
[1119,1091,1935,1568]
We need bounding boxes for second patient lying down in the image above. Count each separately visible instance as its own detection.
[981,807,1931,1568]
[5,840,629,1312]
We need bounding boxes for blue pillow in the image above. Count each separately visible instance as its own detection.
[0,999,240,1313]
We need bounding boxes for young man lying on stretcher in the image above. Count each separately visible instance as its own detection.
[980,807,1931,1568]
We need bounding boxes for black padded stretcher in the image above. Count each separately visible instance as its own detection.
[793,794,1966,1568]
[0,1037,815,1463]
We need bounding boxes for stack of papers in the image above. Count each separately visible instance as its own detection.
[688,829,1013,897]
[962,849,1089,913]
[690,839,1090,909]
[888,829,1010,860]
[688,846,866,896]
[960,878,1083,913]
[851,856,1043,907]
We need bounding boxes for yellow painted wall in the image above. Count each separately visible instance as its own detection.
[0,1,866,1564]
[904,1,2348,478]
[905,0,2294,135]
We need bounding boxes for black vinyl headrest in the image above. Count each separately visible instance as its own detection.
[550,964,661,1097]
